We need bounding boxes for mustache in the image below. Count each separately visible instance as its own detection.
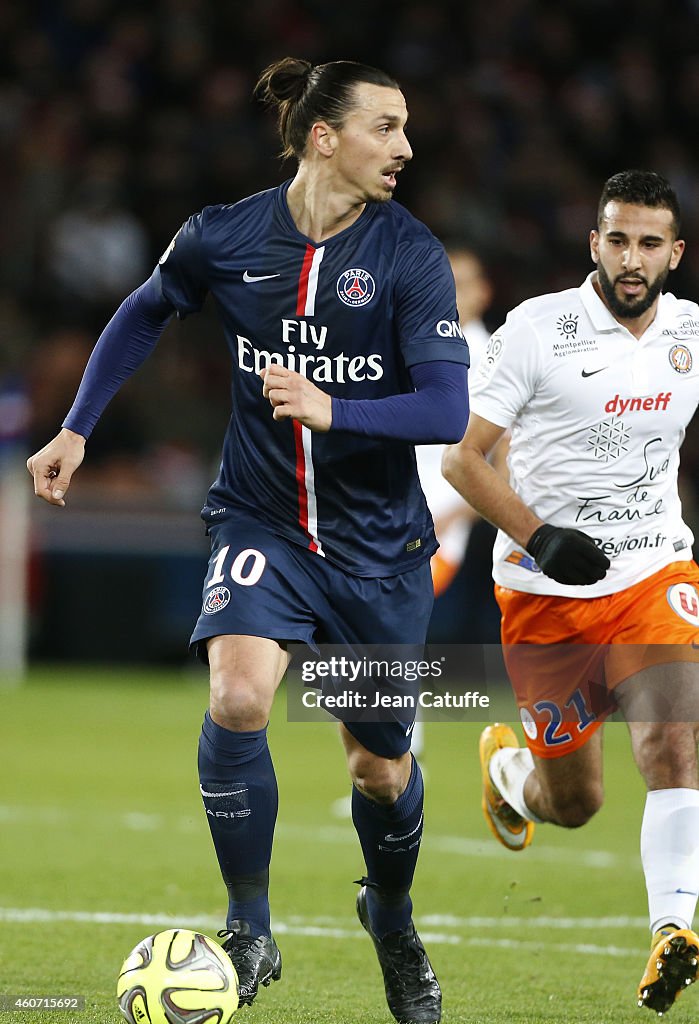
[615,274,647,286]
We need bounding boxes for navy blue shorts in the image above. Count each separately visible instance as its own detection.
[190,513,434,758]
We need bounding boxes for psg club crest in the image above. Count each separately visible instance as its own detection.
[203,586,231,615]
[336,268,376,307]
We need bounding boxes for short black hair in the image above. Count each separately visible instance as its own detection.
[255,57,400,161]
[597,170,681,237]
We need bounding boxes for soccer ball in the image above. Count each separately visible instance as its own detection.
[117,928,239,1024]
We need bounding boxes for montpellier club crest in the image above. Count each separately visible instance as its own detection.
[336,268,376,307]
[668,344,693,374]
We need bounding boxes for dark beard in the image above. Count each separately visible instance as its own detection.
[597,262,669,319]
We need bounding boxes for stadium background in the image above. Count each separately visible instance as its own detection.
[3,5,699,1022]
[2,0,699,662]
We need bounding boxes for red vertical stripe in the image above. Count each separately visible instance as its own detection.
[293,421,318,552]
[296,244,315,316]
[294,245,320,552]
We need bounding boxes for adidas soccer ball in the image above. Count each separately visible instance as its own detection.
[117,929,239,1024]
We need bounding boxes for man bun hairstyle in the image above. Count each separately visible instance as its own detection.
[255,57,400,161]
[598,169,681,237]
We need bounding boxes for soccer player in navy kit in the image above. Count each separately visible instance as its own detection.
[27,58,469,1023]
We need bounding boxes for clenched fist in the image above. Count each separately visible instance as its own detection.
[26,428,86,507]
[260,366,332,432]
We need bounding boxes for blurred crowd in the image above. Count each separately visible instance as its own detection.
[2,0,699,512]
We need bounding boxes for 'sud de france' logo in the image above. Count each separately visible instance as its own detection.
[337,268,375,307]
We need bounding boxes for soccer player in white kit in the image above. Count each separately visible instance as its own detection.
[443,170,699,1015]
[416,246,494,598]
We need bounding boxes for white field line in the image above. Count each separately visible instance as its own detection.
[420,914,649,929]
[0,805,621,868]
[0,907,647,957]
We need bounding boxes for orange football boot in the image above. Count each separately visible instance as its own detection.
[638,925,699,1015]
[479,723,534,852]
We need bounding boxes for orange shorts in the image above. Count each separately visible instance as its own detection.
[495,561,699,759]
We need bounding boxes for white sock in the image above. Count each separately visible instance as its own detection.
[641,788,699,934]
[489,746,542,823]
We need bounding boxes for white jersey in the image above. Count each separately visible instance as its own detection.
[470,273,699,597]
[416,318,489,561]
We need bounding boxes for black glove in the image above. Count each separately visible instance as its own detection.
[525,524,610,586]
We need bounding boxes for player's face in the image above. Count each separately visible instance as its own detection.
[332,83,413,203]
[590,201,684,321]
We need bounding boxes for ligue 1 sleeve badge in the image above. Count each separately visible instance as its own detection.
[337,268,376,307]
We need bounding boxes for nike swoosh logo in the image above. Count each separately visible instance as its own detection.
[243,271,281,283]
[384,814,424,843]
[675,888,698,896]
[581,367,609,378]
[484,794,531,849]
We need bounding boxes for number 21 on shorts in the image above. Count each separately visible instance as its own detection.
[533,688,597,748]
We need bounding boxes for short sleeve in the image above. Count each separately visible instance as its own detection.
[152,212,208,318]
[394,242,470,368]
[469,308,541,429]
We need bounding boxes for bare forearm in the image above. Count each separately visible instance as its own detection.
[442,446,542,549]
[442,413,611,586]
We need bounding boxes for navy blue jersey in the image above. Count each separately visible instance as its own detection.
[155,180,468,577]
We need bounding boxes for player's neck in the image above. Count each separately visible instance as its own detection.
[287,171,366,243]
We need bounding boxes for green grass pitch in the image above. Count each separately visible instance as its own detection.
[0,666,694,1023]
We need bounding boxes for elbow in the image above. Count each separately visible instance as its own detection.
[441,443,458,484]
[439,406,469,445]
[441,433,472,484]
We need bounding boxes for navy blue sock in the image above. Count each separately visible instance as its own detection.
[198,711,278,936]
[352,755,424,938]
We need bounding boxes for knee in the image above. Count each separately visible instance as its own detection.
[350,751,408,805]
[547,783,604,829]
[209,674,271,732]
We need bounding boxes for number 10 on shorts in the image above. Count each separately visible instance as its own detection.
[205,545,267,588]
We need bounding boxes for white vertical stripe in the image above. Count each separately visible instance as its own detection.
[302,425,324,556]
[304,246,325,315]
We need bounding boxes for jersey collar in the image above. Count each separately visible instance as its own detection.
[579,272,623,332]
